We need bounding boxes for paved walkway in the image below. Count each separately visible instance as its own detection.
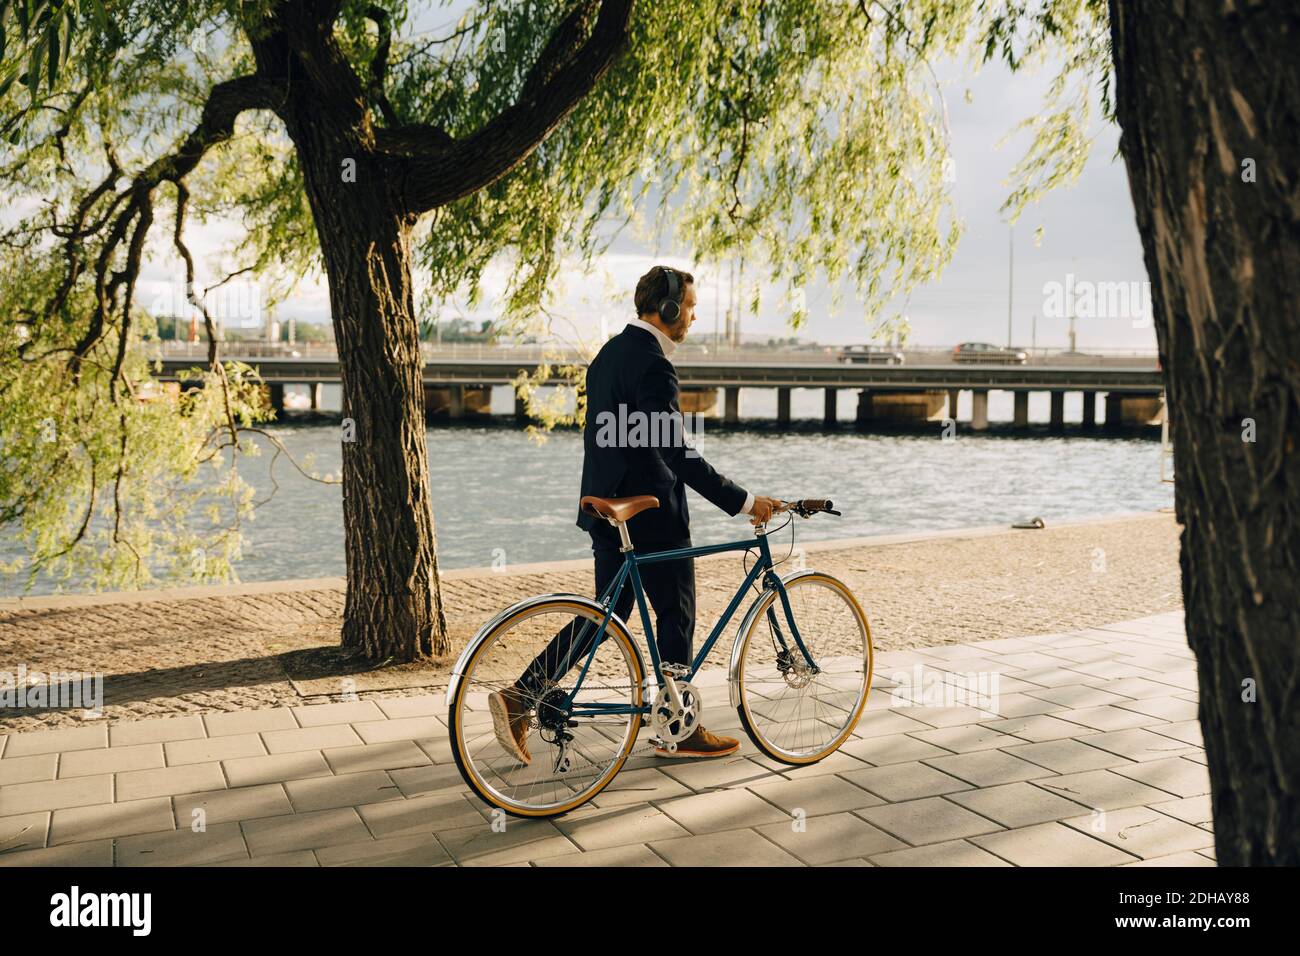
[0,611,1214,867]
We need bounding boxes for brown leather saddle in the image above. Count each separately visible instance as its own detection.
[580,495,660,523]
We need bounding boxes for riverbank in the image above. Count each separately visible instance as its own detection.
[0,512,1182,733]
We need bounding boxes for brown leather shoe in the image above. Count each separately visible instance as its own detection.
[653,725,740,759]
[489,686,532,765]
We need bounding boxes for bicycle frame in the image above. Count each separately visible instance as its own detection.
[561,529,818,722]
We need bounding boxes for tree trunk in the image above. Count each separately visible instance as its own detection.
[1109,0,1300,864]
[292,150,448,661]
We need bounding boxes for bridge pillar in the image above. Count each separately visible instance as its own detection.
[448,384,465,419]
[948,389,961,422]
[971,390,989,431]
[309,383,323,411]
[855,390,873,427]
[266,383,286,415]
[1082,391,1097,429]
[776,387,791,425]
[724,387,741,425]
[514,389,530,422]
[1013,391,1029,428]
[824,387,838,427]
[1050,391,1065,430]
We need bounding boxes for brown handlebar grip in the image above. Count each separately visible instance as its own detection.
[801,499,833,512]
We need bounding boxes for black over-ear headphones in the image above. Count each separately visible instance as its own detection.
[658,267,681,323]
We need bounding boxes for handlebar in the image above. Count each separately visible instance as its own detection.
[772,498,842,518]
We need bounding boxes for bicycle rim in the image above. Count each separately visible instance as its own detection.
[450,600,643,817]
[736,573,872,763]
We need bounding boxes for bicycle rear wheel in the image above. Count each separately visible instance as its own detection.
[734,572,872,764]
[449,598,644,817]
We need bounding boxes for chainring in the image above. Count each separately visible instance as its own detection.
[650,681,703,745]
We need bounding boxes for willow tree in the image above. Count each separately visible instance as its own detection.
[0,0,967,656]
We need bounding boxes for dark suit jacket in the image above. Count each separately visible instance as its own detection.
[576,325,749,550]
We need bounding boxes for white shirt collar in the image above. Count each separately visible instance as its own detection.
[625,317,677,355]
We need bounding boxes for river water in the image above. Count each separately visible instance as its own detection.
[1,385,1175,593]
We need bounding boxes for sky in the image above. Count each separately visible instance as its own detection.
[140,6,1157,354]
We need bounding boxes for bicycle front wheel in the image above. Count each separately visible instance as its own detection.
[449,598,644,817]
[734,572,872,764]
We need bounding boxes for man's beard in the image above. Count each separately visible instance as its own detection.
[666,314,690,341]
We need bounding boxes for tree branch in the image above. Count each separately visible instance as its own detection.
[365,4,399,126]
[397,0,634,213]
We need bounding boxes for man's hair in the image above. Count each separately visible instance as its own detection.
[635,265,695,317]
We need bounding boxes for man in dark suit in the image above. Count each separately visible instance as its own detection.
[492,265,779,763]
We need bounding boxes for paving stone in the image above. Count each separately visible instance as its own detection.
[262,724,363,754]
[657,755,777,791]
[649,828,804,866]
[895,706,999,729]
[359,792,486,837]
[375,695,444,720]
[174,784,294,826]
[1005,739,1133,774]
[947,782,1093,828]
[775,750,872,780]
[0,753,58,786]
[110,716,206,747]
[0,838,113,867]
[986,694,1068,718]
[387,762,471,800]
[223,751,333,788]
[1150,795,1212,827]
[59,742,165,778]
[1113,697,1198,722]
[757,811,905,864]
[554,802,691,850]
[437,817,577,866]
[839,732,949,765]
[869,839,1011,867]
[1062,805,1214,859]
[848,708,935,738]
[924,750,1054,787]
[164,733,266,766]
[911,725,1022,753]
[242,807,372,856]
[1024,685,1132,709]
[413,737,454,764]
[1121,851,1215,867]
[50,796,174,845]
[1111,757,1210,798]
[116,762,226,801]
[1147,720,1203,747]
[116,821,248,866]
[1013,666,1106,688]
[978,714,1086,742]
[204,708,298,737]
[284,771,403,813]
[589,768,692,808]
[1100,677,1186,700]
[1032,770,1174,811]
[0,810,50,854]
[323,740,431,775]
[0,773,113,815]
[534,844,669,867]
[292,701,386,727]
[205,850,318,867]
[353,716,443,745]
[2,724,107,757]
[1077,728,1196,762]
[657,787,790,834]
[972,822,1137,866]
[749,773,885,815]
[1054,706,1157,732]
[856,796,1003,845]
[840,762,972,803]
[316,832,452,866]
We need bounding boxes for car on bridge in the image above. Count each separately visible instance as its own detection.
[953,342,1028,364]
[839,345,906,365]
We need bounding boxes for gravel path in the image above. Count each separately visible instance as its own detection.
[0,513,1182,732]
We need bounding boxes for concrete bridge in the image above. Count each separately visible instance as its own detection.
[149,343,1166,431]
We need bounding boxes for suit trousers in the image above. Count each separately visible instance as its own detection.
[517,537,696,697]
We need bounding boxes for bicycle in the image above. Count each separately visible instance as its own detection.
[447,495,873,817]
